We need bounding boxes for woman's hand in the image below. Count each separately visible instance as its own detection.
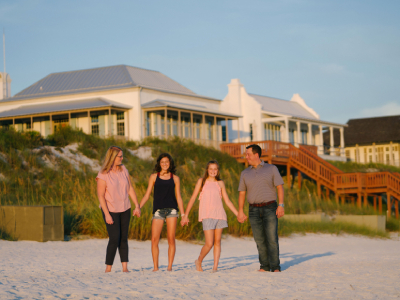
[180,216,189,227]
[133,207,141,217]
[105,214,114,225]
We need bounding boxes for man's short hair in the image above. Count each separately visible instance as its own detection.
[246,144,262,158]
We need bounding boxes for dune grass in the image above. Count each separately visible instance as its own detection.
[328,160,400,173]
[0,127,396,241]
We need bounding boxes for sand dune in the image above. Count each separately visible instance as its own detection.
[0,234,399,299]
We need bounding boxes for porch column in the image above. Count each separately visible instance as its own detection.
[307,123,312,145]
[285,118,290,143]
[356,144,359,163]
[296,121,301,147]
[178,110,181,138]
[340,127,345,157]
[319,125,324,155]
[30,116,33,131]
[50,115,54,134]
[237,119,240,142]
[190,112,194,140]
[329,127,335,156]
[201,114,205,140]
[87,111,91,134]
[107,109,111,137]
[126,110,130,139]
[390,141,393,165]
[372,143,376,162]
[164,108,168,139]
[225,118,229,143]
[214,116,217,141]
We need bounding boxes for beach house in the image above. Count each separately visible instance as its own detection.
[0,65,240,148]
[324,115,400,166]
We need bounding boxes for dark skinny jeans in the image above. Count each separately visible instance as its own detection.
[102,208,131,265]
[248,202,281,272]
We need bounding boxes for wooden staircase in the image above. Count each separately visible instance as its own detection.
[220,140,400,218]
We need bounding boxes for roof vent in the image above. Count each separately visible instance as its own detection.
[40,86,43,91]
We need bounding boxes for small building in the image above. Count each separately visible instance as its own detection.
[0,65,240,148]
[220,79,347,161]
[325,115,400,166]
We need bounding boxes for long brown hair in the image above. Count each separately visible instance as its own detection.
[101,146,123,173]
[200,160,221,191]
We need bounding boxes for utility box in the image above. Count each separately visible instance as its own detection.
[0,206,64,242]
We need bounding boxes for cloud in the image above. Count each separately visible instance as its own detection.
[360,102,400,118]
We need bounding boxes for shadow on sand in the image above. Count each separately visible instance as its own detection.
[155,251,335,272]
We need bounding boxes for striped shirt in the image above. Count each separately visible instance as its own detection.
[238,161,284,204]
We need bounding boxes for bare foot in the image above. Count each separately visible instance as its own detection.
[105,265,112,273]
[123,268,130,273]
[258,269,268,272]
[167,268,172,271]
[195,260,203,272]
[273,270,281,272]
[152,268,159,272]
[211,269,218,273]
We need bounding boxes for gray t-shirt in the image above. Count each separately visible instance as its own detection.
[238,161,284,204]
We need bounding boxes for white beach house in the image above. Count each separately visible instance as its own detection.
[0,66,346,160]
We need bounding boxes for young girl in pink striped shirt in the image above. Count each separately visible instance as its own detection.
[181,160,240,272]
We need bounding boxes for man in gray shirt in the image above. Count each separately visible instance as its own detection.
[237,144,285,272]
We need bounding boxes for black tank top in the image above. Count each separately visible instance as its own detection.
[153,172,178,214]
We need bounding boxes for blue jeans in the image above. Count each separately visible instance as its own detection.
[248,202,280,272]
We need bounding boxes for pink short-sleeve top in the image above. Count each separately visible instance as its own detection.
[198,181,227,222]
[96,165,131,213]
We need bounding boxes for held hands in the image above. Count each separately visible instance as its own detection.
[237,211,248,223]
[132,207,141,217]
[276,206,284,218]
[180,215,189,227]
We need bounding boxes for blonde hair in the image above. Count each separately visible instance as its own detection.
[101,146,123,173]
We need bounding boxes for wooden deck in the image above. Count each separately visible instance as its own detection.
[220,140,400,218]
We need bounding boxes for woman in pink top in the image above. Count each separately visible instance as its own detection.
[96,146,140,273]
[182,160,240,272]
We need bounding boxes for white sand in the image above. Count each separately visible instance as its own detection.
[0,234,399,299]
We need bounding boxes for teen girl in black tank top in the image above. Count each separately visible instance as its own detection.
[138,153,185,272]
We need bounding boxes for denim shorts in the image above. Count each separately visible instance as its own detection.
[152,208,179,221]
[202,218,228,231]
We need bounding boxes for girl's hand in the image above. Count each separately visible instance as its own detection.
[105,214,114,225]
[133,207,141,217]
[181,216,189,226]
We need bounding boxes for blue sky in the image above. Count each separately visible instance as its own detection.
[1,0,399,123]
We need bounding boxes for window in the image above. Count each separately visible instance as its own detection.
[364,148,367,163]
[395,146,398,151]
[116,112,125,136]
[345,150,350,158]
[264,124,281,142]
[369,148,372,153]
[54,119,69,132]
[117,123,125,136]
[117,112,124,120]
[386,154,390,164]
[289,129,295,144]
[386,147,389,151]
[301,130,307,144]
[92,125,99,135]
[250,124,253,141]
[91,115,99,136]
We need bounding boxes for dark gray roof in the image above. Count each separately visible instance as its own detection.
[249,94,318,120]
[142,99,241,118]
[6,65,206,102]
[324,115,400,147]
[0,98,132,119]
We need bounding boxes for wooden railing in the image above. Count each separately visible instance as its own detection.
[299,144,318,156]
[299,145,343,174]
